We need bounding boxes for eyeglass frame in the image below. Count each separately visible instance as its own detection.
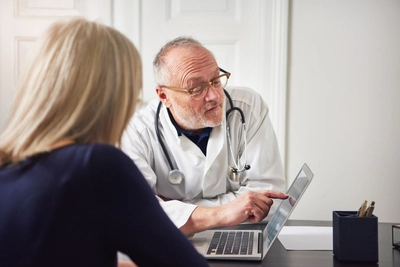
[160,68,231,100]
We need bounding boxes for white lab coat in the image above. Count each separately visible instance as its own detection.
[122,87,286,228]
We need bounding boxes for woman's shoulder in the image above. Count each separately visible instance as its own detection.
[53,143,141,184]
[53,143,132,169]
[56,143,120,156]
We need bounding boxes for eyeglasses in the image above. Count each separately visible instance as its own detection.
[161,68,231,100]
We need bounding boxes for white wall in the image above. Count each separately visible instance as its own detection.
[286,0,400,223]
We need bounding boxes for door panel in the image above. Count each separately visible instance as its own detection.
[0,0,111,129]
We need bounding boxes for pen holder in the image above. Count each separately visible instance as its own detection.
[393,224,400,249]
[332,211,378,262]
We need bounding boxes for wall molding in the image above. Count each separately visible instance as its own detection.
[270,0,289,166]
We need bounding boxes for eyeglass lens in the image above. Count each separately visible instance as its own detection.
[191,74,229,100]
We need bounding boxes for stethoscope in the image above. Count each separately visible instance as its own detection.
[155,89,250,185]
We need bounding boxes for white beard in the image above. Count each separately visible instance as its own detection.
[169,97,225,131]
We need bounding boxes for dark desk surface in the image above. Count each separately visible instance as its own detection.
[208,220,400,267]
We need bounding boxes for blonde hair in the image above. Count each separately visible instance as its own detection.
[0,18,142,165]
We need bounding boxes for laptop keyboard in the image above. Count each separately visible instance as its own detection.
[206,231,254,255]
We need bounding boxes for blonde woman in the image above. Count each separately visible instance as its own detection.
[0,18,208,267]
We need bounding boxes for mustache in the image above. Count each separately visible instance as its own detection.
[204,100,223,111]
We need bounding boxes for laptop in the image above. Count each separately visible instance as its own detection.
[189,163,314,261]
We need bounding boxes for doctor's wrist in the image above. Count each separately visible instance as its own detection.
[180,206,221,236]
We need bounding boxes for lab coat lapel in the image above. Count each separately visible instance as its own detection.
[202,118,227,197]
[160,105,181,146]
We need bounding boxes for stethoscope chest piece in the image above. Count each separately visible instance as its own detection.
[168,169,185,185]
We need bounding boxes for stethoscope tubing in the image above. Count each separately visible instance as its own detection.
[155,89,249,185]
[224,90,250,174]
[155,101,175,171]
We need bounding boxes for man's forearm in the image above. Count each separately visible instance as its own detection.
[180,206,222,236]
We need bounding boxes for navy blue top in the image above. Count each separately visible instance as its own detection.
[0,144,208,267]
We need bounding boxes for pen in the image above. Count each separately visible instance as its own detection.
[364,201,375,217]
[357,200,368,217]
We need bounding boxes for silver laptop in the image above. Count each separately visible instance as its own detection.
[189,163,314,261]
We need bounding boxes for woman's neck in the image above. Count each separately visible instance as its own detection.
[50,139,75,150]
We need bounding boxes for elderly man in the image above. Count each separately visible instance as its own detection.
[122,36,287,236]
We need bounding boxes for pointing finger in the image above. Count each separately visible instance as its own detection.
[261,190,288,199]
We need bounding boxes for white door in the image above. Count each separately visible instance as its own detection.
[114,0,288,159]
[0,0,112,129]
[116,0,273,103]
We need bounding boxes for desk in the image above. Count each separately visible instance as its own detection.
[208,220,400,267]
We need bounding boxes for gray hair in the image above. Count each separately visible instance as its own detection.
[153,36,206,86]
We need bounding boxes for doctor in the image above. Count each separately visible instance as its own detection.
[122,36,287,236]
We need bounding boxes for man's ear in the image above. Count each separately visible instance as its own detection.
[156,86,171,107]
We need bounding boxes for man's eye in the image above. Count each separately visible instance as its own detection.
[192,84,207,94]
[212,79,221,87]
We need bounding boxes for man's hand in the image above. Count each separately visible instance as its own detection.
[215,190,288,226]
[180,190,288,236]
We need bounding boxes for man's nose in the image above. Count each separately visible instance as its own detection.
[204,84,221,101]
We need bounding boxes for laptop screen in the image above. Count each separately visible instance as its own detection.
[263,163,314,257]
